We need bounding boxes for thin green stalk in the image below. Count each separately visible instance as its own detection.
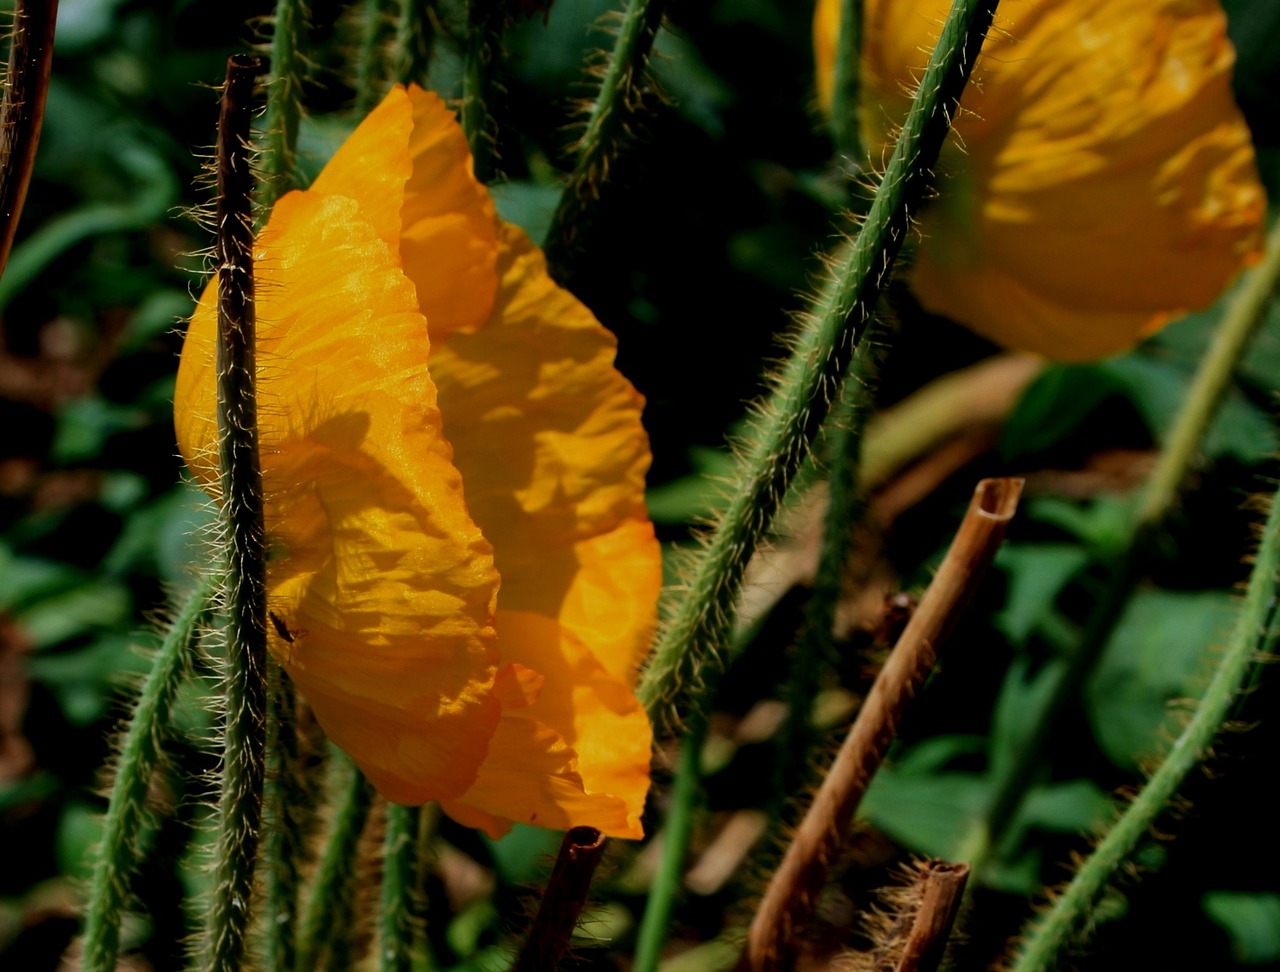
[778,360,874,801]
[380,803,423,972]
[829,0,864,165]
[1010,480,1280,971]
[203,55,269,972]
[970,218,1280,871]
[635,0,1000,733]
[263,670,304,972]
[544,0,666,271]
[262,0,306,206]
[461,0,504,183]
[80,575,216,972]
[633,721,707,972]
[296,754,376,972]
[394,0,434,88]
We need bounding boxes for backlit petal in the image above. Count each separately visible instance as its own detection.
[174,190,501,802]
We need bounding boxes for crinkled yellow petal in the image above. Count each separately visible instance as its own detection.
[173,190,501,803]
[430,222,661,686]
[441,610,650,839]
[399,86,500,341]
[816,0,1266,361]
[429,222,658,836]
[308,85,414,259]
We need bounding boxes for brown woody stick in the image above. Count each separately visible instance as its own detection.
[745,478,1023,971]
[894,861,970,972]
[513,826,607,972]
[0,0,58,280]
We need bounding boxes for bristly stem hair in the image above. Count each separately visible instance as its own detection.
[261,0,306,206]
[513,827,607,972]
[80,575,216,972]
[202,54,269,972]
[0,0,58,280]
[635,0,1001,734]
[394,0,435,89]
[829,0,865,166]
[544,0,666,276]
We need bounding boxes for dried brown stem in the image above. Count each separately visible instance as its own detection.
[744,478,1023,972]
[0,0,58,280]
[894,861,970,972]
[513,826,607,972]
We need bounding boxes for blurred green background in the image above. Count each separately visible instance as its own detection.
[2,0,1280,968]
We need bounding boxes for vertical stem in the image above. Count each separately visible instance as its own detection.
[357,0,388,115]
[203,54,268,972]
[512,827,607,972]
[380,803,423,972]
[778,361,874,801]
[296,755,376,972]
[80,576,215,972]
[461,0,504,183]
[0,0,58,279]
[263,670,304,972]
[262,0,306,206]
[394,0,434,88]
[635,0,1001,734]
[828,0,864,165]
[633,724,705,972]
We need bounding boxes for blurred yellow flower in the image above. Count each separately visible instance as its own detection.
[174,86,659,839]
[814,0,1266,360]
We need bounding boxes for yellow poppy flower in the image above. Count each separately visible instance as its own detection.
[814,0,1266,361]
[174,85,659,839]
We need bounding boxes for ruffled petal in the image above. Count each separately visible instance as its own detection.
[174,190,501,802]
[440,610,650,839]
[399,86,500,340]
[308,86,414,258]
[817,0,1266,360]
[430,223,661,686]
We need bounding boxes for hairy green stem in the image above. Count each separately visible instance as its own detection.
[356,0,389,115]
[380,803,423,972]
[262,0,306,205]
[394,0,434,87]
[461,0,504,183]
[633,721,707,972]
[203,55,269,972]
[544,0,666,271]
[80,575,215,972]
[263,670,304,972]
[829,0,864,165]
[970,218,1280,872]
[635,0,999,732]
[0,0,58,281]
[296,755,376,972]
[1011,478,1280,970]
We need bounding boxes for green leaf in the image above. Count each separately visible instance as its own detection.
[56,801,106,882]
[1101,355,1278,464]
[19,582,133,650]
[1087,588,1234,770]
[1000,364,1121,459]
[1203,891,1280,964]
[994,544,1090,645]
[484,823,562,887]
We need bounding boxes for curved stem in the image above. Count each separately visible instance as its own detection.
[971,217,1280,873]
[1010,477,1280,971]
[635,0,1000,734]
